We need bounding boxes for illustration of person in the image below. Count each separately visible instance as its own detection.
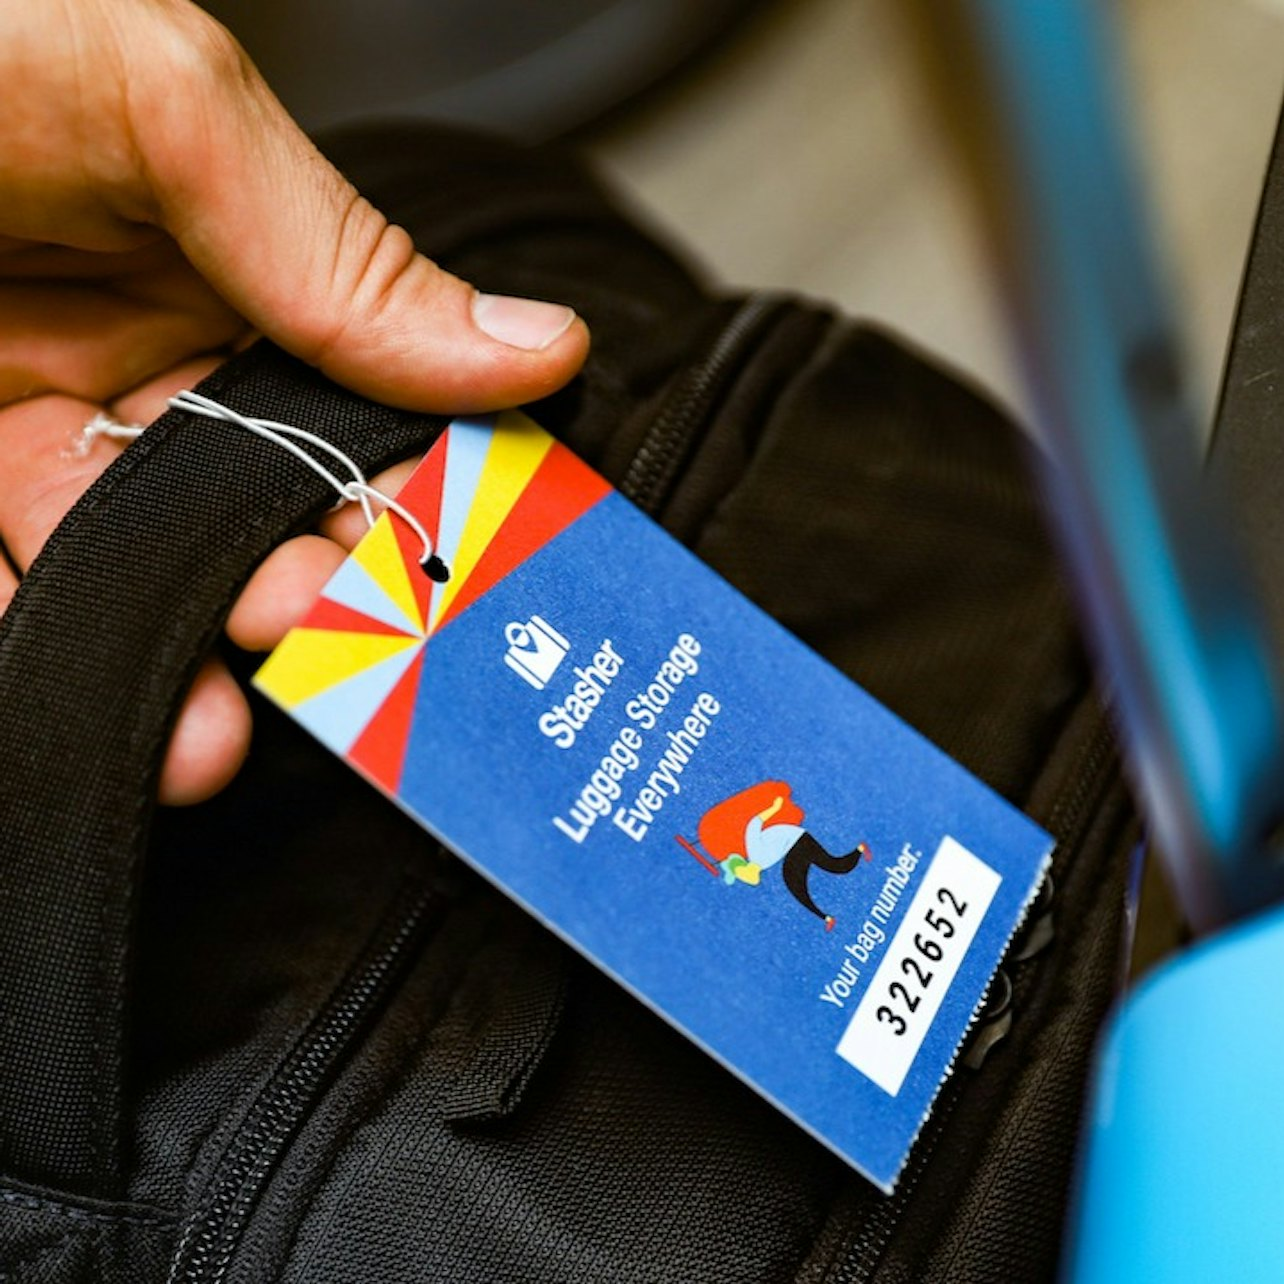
[694,780,869,931]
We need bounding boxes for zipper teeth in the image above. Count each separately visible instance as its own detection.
[169,297,786,1283]
[169,884,439,1284]
[620,292,786,514]
[827,716,1119,1283]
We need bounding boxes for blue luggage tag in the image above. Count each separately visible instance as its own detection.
[255,410,1053,1192]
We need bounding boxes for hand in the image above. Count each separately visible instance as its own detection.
[0,0,589,804]
[758,796,785,824]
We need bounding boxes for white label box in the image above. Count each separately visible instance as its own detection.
[836,837,1001,1096]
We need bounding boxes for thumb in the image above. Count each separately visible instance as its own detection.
[135,8,588,412]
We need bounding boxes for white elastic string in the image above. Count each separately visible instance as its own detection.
[165,390,443,577]
[82,411,145,442]
[67,412,145,461]
[169,390,374,526]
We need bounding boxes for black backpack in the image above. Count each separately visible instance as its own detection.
[0,124,1134,1284]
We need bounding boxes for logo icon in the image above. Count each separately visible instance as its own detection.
[504,615,571,690]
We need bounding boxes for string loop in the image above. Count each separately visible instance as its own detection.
[165,390,448,581]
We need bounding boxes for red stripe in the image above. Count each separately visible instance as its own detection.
[348,648,424,791]
[388,435,448,628]
[435,443,609,632]
[304,597,417,638]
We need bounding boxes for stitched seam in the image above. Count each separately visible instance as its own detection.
[111,355,313,1191]
[798,702,1113,1281]
[263,853,453,1275]
[926,785,1133,1277]
[167,878,443,1279]
[0,348,279,1188]
[934,790,1135,1273]
[117,486,306,1200]
[0,1189,174,1229]
[167,818,450,1246]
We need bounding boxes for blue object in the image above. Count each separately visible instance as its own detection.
[941,7,1284,1270]
[1066,905,1284,1282]
[963,0,1284,928]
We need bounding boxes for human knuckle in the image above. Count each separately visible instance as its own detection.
[155,3,253,92]
[343,210,419,301]
[310,212,427,360]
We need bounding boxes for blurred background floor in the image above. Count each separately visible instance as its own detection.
[211,0,1284,427]
[579,0,1284,428]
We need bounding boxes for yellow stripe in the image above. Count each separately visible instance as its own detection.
[352,514,423,633]
[431,410,552,628]
[254,628,420,708]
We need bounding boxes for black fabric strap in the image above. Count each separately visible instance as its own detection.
[0,345,443,1198]
[0,120,711,1204]
[1210,108,1284,650]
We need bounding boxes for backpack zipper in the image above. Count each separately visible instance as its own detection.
[620,291,790,514]
[167,881,441,1284]
[166,297,786,1283]
[824,717,1119,1283]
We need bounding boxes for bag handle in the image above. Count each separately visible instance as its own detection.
[0,344,443,1198]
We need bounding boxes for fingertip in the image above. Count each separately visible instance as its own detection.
[471,294,578,354]
[158,658,251,806]
[319,458,422,550]
[309,263,592,414]
[227,535,346,651]
[110,353,228,427]
[515,312,590,401]
[441,293,592,411]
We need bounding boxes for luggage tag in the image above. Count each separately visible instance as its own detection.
[254,409,1052,1192]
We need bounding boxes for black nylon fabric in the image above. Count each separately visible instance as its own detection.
[0,123,1135,1283]
[239,917,840,1284]
[0,352,445,1198]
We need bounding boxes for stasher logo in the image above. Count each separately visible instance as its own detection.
[255,410,1055,1193]
[504,615,571,690]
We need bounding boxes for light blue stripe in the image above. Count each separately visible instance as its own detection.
[429,416,495,630]
[290,641,422,754]
[322,552,420,637]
